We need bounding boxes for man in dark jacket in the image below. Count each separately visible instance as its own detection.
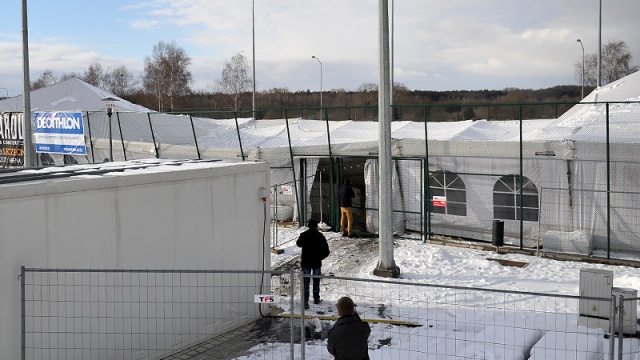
[327,296,371,360]
[296,219,330,309]
[338,178,356,237]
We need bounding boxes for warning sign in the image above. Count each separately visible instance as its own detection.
[432,196,447,207]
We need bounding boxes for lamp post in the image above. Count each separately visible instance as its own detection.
[576,39,584,99]
[597,0,602,87]
[101,97,118,162]
[0,87,8,98]
[311,55,323,118]
[252,0,256,118]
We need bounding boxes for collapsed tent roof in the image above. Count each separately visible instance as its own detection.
[0,77,152,113]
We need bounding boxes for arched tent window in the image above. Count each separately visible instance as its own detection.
[493,175,539,221]
[429,170,467,216]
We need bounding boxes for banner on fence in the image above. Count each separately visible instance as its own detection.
[0,112,25,168]
[34,111,86,155]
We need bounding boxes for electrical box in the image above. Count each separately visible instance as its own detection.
[612,287,638,335]
[579,268,614,319]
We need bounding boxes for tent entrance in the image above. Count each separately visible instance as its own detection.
[303,157,367,234]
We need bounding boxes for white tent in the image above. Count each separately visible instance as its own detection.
[3,73,640,257]
[0,77,152,113]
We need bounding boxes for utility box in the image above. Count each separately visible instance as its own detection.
[612,287,638,335]
[579,268,614,319]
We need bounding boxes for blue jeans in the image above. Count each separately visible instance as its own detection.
[302,267,321,302]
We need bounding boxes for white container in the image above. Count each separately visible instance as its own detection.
[579,268,614,319]
[0,159,271,360]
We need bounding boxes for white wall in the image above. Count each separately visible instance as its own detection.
[0,159,270,359]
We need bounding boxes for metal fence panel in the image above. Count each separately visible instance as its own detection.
[22,267,637,359]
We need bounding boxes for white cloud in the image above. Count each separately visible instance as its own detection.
[129,19,162,30]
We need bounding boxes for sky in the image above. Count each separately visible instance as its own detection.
[252,224,640,359]
[1,0,639,98]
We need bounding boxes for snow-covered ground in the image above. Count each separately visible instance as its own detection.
[240,224,640,359]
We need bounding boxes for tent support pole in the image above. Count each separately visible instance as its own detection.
[424,105,431,241]
[284,110,301,225]
[519,104,524,249]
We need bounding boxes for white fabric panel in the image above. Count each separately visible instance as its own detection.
[542,230,593,256]
[364,159,405,235]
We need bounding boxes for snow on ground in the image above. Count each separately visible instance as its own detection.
[241,224,640,359]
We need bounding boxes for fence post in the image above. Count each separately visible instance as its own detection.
[289,268,295,360]
[116,112,127,161]
[299,270,306,359]
[609,295,616,360]
[617,295,623,360]
[147,113,159,158]
[20,266,25,360]
[85,111,95,163]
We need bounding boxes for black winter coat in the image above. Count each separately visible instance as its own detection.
[296,228,330,269]
[338,184,355,208]
[327,313,371,360]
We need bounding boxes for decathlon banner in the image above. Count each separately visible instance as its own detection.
[33,111,87,155]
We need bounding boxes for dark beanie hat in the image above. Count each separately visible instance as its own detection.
[307,219,318,229]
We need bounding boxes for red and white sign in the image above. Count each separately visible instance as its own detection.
[254,295,280,303]
[432,196,447,207]
[280,185,293,195]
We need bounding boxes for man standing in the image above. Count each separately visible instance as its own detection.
[296,219,330,309]
[327,296,371,360]
[338,178,355,237]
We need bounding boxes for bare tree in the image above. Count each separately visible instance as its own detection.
[215,51,252,112]
[104,66,138,97]
[575,40,638,87]
[59,72,81,81]
[83,63,107,88]
[30,69,57,90]
[143,41,192,111]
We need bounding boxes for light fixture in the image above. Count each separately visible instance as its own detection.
[311,56,323,119]
[101,96,119,162]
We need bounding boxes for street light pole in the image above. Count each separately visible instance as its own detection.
[101,97,118,162]
[252,0,256,119]
[597,0,602,87]
[577,39,584,99]
[311,56,323,119]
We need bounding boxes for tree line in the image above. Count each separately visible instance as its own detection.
[29,40,637,121]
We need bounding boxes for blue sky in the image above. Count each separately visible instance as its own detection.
[1,0,639,97]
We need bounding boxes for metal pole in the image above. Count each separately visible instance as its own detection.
[289,268,295,360]
[374,0,399,278]
[320,172,323,224]
[21,0,35,168]
[299,270,306,359]
[312,56,323,118]
[108,112,113,161]
[252,0,256,118]
[21,266,25,360]
[577,39,584,99]
[597,0,602,87]
[390,0,394,108]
